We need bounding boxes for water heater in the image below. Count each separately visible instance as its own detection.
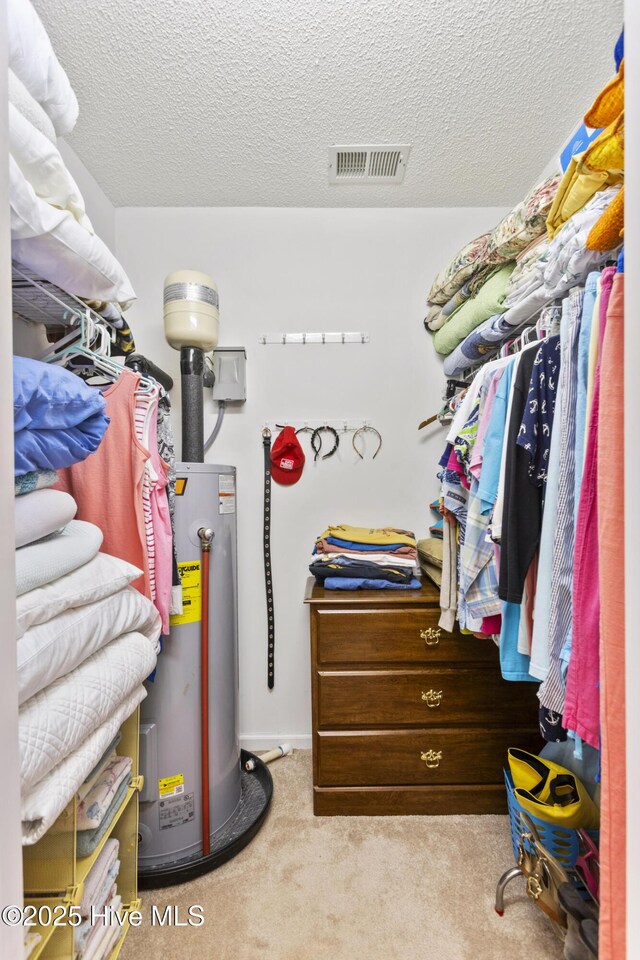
[137,273,271,887]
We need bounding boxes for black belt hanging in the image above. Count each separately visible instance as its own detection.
[262,428,275,688]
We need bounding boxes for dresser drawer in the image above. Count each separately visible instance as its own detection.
[314,607,496,665]
[316,728,542,787]
[317,669,539,729]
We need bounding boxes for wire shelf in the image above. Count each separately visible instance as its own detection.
[11,263,116,334]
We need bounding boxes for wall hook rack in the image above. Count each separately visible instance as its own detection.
[258,332,370,345]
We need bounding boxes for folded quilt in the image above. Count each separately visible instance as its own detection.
[82,894,123,960]
[77,866,119,949]
[14,468,58,496]
[323,577,422,590]
[427,232,491,306]
[15,519,103,597]
[14,488,76,549]
[426,175,559,313]
[76,777,132,857]
[77,755,132,830]
[76,876,118,951]
[16,552,142,639]
[310,555,414,584]
[19,631,159,793]
[433,263,515,356]
[78,750,117,803]
[79,838,119,916]
[14,355,109,475]
[17,585,160,704]
[484,174,561,263]
[9,103,92,231]
[8,68,56,143]
[426,265,503,333]
[7,0,79,135]
[21,685,145,844]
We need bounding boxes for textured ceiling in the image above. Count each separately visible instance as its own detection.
[35,0,622,207]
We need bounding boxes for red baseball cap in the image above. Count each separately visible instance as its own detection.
[270,426,305,485]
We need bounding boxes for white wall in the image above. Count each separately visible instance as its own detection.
[116,206,507,746]
[59,139,116,251]
[0,1,25,956]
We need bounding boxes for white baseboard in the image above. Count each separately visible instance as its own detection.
[240,734,312,751]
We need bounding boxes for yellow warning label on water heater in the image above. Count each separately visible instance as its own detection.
[158,774,185,798]
[169,561,201,627]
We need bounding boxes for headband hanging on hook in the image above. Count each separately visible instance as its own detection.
[352,424,382,460]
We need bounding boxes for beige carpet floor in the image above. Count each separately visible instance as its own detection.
[122,751,563,960]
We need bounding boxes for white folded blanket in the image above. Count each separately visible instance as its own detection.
[21,684,145,844]
[7,0,79,135]
[9,68,56,143]
[14,488,77,549]
[15,519,103,597]
[16,552,142,639]
[10,156,136,308]
[79,838,119,916]
[19,632,158,793]
[17,585,161,704]
[77,755,132,831]
[9,103,92,231]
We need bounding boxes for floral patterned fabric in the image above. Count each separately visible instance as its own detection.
[485,174,561,264]
[426,175,560,319]
[427,232,491,305]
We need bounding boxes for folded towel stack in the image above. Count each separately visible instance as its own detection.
[310,524,421,591]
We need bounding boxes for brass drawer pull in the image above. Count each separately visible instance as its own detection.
[421,689,443,708]
[420,749,443,769]
[420,627,441,646]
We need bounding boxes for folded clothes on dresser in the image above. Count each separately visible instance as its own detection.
[311,525,421,590]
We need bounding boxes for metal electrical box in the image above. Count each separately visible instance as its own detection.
[212,347,246,402]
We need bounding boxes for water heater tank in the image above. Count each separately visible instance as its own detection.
[164,269,220,351]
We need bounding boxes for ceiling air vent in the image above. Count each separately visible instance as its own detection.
[328,144,411,184]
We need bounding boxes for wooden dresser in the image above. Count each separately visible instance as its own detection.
[304,578,541,816]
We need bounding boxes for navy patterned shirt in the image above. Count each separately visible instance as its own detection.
[516,335,561,489]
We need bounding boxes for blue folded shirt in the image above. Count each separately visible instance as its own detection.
[323,577,422,590]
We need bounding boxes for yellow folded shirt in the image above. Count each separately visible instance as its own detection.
[320,525,417,547]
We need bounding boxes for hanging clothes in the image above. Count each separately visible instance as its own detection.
[55,371,151,597]
[597,271,625,960]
